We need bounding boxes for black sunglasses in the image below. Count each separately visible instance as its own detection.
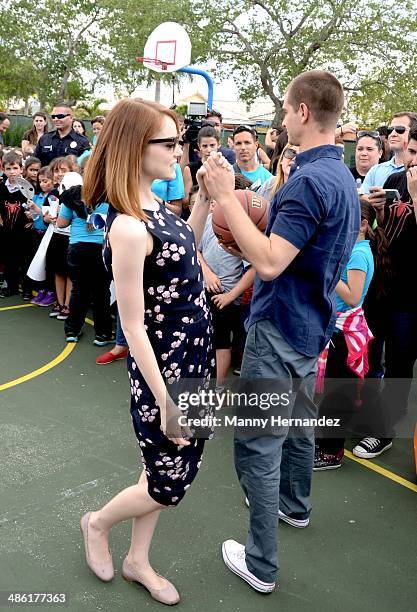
[51,113,70,120]
[283,148,297,159]
[148,136,180,148]
[387,125,407,135]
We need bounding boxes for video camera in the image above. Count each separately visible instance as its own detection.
[182,101,210,146]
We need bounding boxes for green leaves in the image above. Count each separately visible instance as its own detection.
[1,0,416,124]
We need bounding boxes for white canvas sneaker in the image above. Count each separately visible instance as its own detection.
[222,540,276,593]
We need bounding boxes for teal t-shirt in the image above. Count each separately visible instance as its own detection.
[236,164,273,186]
[32,193,48,231]
[59,201,108,245]
[151,163,184,201]
[336,240,374,312]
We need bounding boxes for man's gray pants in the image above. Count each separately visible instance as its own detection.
[234,319,318,584]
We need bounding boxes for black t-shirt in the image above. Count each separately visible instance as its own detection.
[188,161,202,186]
[0,182,28,232]
[350,166,366,182]
[382,171,417,310]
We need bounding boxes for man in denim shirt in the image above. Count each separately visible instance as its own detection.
[202,70,360,594]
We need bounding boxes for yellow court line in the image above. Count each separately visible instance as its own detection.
[345,449,417,493]
[0,303,35,312]
[0,343,77,391]
[3,305,417,492]
[0,302,79,391]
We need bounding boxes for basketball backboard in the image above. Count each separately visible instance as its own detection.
[139,22,192,73]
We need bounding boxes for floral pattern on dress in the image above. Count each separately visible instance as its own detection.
[104,202,214,507]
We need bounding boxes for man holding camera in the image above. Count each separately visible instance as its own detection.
[182,109,236,168]
[353,129,417,459]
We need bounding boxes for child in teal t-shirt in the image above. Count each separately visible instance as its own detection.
[56,185,112,345]
[315,201,390,470]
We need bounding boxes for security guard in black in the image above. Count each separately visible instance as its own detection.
[34,105,90,165]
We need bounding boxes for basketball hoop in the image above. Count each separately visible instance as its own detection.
[137,57,169,71]
[138,23,191,74]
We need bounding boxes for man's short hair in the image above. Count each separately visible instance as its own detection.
[206,109,222,122]
[408,129,417,143]
[198,125,220,143]
[392,111,417,131]
[233,125,258,141]
[0,112,8,124]
[287,70,344,130]
[3,151,23,167]
[53,101,73,112]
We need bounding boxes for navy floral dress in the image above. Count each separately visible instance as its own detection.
[104,203,214,506]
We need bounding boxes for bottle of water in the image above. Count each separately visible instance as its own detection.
[32,211,40,222]
[356,178,362,189]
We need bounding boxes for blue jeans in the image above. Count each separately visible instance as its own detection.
[116,312,128,347]
[234,320,318,584]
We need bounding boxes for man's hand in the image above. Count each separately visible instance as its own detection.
[211,292,234,309]
[201,152,235,202]
[407,166,417,202]
[204,268,222,293]
[368,186,387,211]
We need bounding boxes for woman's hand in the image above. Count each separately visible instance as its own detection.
[160,397,192,446]
[196,165,210,197]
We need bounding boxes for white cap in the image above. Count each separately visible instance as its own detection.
[59,171,83,194]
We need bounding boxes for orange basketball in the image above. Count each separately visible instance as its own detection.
[211,189,269,251]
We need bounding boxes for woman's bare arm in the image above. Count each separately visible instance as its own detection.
[110,214,190,445]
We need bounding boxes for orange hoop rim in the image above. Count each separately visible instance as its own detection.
[137,57,169,70]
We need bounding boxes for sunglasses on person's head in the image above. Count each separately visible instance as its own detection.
[357,130,380,139]
[387,125,407,135]
[51,113,71,120]
[233,125,258,138]
[356,131,383,146]
[283,148,297,160]
[148,136,180,149]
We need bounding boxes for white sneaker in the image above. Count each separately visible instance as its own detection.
[278,510,309,528]
[222,540,276,593]
[245,498,309,529]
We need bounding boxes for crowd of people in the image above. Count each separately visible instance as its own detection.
[0,75,416,603]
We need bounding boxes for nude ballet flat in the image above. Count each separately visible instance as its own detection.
[122,558,180,605]
[80,512,114,582]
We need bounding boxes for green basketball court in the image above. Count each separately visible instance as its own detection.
[1,300,416,612]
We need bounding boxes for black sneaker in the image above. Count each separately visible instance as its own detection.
[313,448,344,471]
[93,335,115,347]
[0,287,18,298]
[22,291,32,301]
[352,437,393,459]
